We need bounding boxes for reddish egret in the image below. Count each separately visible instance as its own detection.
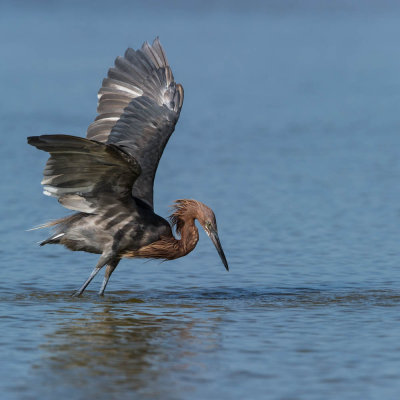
[28,38,229,296]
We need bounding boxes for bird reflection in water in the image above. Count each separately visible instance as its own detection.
[36,301,221,397]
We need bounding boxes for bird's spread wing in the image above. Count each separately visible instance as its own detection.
[86,38,184,209]
[27,135,141,213]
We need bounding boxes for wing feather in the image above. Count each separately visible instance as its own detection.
[86,37,184,209]
[28,135,141,213]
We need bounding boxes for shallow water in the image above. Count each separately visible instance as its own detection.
[2,286,400,399]
[2,1,400,399]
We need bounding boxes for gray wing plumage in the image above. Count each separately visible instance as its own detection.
[86,38,184,209]
[27,135,141,213]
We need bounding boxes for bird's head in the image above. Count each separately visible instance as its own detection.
[170,199,229,271]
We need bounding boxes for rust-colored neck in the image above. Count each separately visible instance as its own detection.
[122,203,201,260]
[173,216,199,258]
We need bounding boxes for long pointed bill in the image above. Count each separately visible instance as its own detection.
[208,229,229,271]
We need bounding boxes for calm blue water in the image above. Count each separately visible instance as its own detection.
[2,1,400,399]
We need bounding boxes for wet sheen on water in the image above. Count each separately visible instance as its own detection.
[2,2,400,399]
[2,287,400,399]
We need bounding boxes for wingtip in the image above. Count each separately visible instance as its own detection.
[141,40,151,50]
[124,47,135,58]
[27,135,41,146]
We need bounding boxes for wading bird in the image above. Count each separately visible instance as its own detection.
[28,38,229,296]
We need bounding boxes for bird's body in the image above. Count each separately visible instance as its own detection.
[42,206,171,256]
[28,38,228,296]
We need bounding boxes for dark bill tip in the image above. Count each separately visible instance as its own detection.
[209,230,229,271]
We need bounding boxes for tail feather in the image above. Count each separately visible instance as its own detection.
[29,213,85,246]
[27,219,65,231]
[40,233,64,246]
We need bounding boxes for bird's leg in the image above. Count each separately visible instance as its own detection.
[98,258,120,296]
[72,253,111,297]
[72,266,102,297]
